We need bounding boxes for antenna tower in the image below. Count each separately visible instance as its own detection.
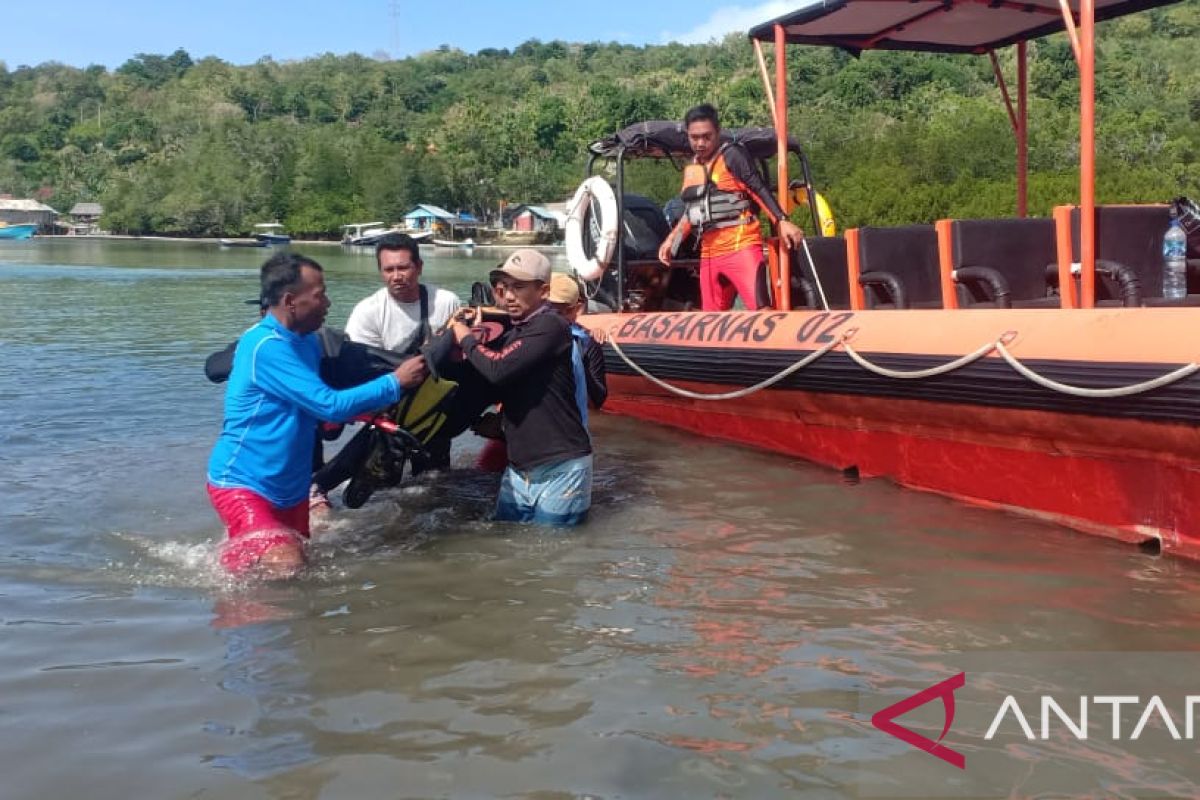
[389,0,401,58]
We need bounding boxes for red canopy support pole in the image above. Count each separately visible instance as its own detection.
[774,23,792,312]
[1080,0,1096,307]
[1017,41,1028,218]
[1057,0,1083,65]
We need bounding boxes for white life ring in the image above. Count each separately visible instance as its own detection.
[565,176,618,282]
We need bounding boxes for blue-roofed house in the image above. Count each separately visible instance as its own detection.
[402,205,480,240]
[402,204,457,232]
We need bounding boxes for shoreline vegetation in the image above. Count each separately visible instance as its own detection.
[1,3,1198,238]
[37,234,345,245]
[33,234,564,250]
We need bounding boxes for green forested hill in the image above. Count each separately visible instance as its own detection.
[1,2,1198,236]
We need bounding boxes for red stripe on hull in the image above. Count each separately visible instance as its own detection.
[604,377,1200,561]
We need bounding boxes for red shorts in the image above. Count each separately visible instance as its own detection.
[700,246,766,311]
[206,485,310,574]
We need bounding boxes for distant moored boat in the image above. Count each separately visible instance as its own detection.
[341,222,389,246]
[432,237,475,250]
[0,223,37,240]
[253,223,291,245]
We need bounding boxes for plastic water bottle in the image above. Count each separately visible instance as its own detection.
[1163,212,1188,300]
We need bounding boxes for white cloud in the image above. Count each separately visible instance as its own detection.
[660,1,798,44]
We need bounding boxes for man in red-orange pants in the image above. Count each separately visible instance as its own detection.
[658,103,805,310]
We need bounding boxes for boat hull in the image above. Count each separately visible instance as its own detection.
[592,307,1200,560]
[254,234,291,245]
[345,229,432,246]
[346,232,388,246]
[0,224,37,240]
[432,238,474,249]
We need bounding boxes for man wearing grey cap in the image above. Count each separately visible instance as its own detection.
[450,249,593,525]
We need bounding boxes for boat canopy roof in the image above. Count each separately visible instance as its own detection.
[589,121,804,161]
[747,0,1180,55]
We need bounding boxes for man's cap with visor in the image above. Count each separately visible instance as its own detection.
[548,272,582,305]
[489,248,552,285]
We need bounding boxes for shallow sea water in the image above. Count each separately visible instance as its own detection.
[2,239,1200,799]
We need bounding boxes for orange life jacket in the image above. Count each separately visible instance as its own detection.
[677,145,765,259]
[680,144,754,232]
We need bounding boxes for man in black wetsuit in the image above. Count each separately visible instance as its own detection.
[449,249,593,525]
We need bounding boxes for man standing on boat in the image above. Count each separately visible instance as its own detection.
[449,250,593,525]
[207,252,428,577]
[345,233,461,354]
[657,103,805,311]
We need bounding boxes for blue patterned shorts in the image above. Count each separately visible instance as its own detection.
[495,454,593,526]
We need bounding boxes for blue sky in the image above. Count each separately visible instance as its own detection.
[4,0,798,69]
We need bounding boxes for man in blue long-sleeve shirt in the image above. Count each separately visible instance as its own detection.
[207,252,427,577]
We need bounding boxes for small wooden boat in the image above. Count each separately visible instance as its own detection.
[219,238,268,248]
[482,229,543,246]
[432,237,475,250]
[0,223,37,240]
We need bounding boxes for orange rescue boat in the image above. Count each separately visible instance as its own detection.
[572,0,1200,560]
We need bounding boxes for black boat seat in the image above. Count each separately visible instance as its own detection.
[950,217,1060,308]
[1063,204,1200,306]
[788,236,851,310]
[857,224,942,309]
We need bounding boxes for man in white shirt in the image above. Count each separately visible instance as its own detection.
[345,233,461,355]
[334,232,466,479]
